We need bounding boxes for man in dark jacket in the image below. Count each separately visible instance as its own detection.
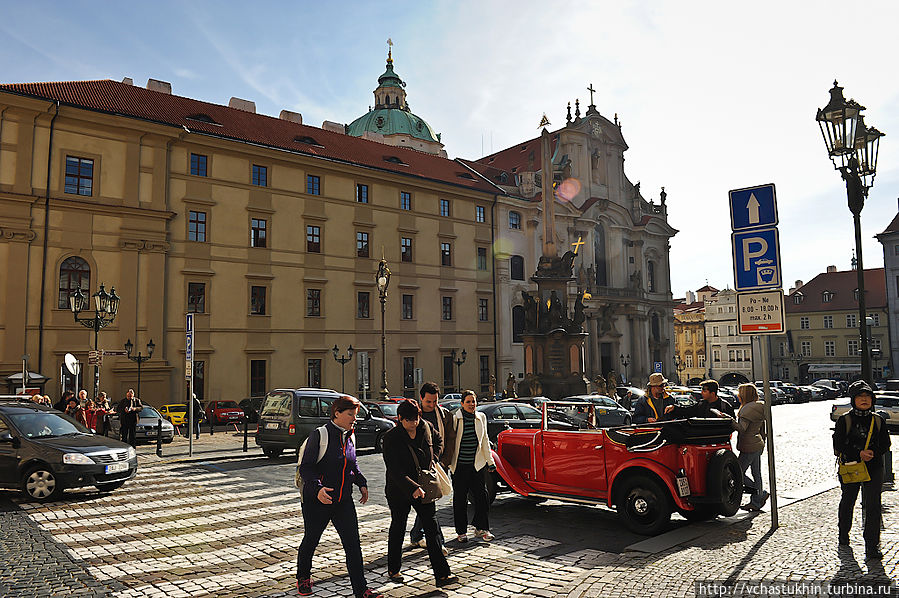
[834,380,891,560]
[633,373,676,423]
[119,389,142,447]
[665,379,734,419]
[410,382,453,552]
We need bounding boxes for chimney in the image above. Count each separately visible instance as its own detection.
[826,265,837,273]
[228,97,256,113]
[279,110,302,125]
[146,79,172,94]
[322,120,347,134]
[686,290,695,304]
[789,280,803,294]
[121,77,133,86]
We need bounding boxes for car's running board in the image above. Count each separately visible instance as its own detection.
[527,492,604,505]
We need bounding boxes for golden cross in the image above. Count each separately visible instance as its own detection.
[571,235,585,254]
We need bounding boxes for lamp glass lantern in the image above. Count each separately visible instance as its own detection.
[70,286,86,314]
[816,80,863,169]
[94,284,109,313]
[108,287,120,316]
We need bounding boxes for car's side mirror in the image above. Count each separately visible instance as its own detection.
[0,431,14,443]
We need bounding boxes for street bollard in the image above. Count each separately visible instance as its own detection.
[156,418,163,457]
[210,414,214,436]
[884,449,894,485]
[243,418,248,452]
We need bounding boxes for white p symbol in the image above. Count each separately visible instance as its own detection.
[742,237,768,271]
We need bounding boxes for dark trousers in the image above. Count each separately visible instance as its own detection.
[297,498,367,598]
[839,462,884,549]
[452,463,489,535]
[410,508,446,545]
[387,497,451,579]
[121,417,137,447]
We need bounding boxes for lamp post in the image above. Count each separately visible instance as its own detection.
[817,81,884,385]
[619,353,630,384]
[674,355,686,385]
[124,338,154,399]
[376,258,391,399]
[332,344,354,394]
[452,348,467,392]
[70,284,120,399]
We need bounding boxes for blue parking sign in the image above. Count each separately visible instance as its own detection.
[732,228,781,291]
[653,362,662,373]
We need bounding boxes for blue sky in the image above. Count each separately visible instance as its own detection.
[3,0,899,297]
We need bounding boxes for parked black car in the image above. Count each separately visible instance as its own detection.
[0,397,137,501]
[239,397,265,424]
[560,395,632,426]
[476,402,575,443]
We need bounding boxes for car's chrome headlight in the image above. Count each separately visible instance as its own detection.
[127,446,137,459]
[63,453,94,465]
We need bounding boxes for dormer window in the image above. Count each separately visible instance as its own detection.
[384,155,408,166]
[186,113,221,126]
[822,291,834,303]
[294,136,323,147]
[793,292,804,304]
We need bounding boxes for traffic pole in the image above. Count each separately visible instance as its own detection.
[761,340,778,530]
[243,418,248,452]
[156,418,163,457]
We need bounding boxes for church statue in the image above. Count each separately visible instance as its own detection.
[505,373,517,399]
[593,375,607,396]
[606,371,618,392]
[596,303,616,336]
[538,293,550,333]
[488,374,496,397]
[569,292,586,332]
[548,290,565,329]
[629,269,643,290]
[522,291,537,332]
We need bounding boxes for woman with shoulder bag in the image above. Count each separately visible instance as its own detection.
[714,383,768,511]
[833,380,891,561]
[449,390,496,543]
[382,400,458,588]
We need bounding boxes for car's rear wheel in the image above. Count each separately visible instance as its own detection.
[707,449,742,516]
[374,433,384,453]
[22,465,62,502]
[617,474,672,535]
[263,447,283,459]
[95,480,126,493]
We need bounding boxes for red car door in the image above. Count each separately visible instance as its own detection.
[539,430,608,495]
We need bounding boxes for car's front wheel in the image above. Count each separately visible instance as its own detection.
[617,474,672,535]
[22,465,62,502]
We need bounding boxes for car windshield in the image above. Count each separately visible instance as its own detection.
[139,407,162,419]
[218,401,239,408]
[519,406,542,420]
[9,411,90,438]
[166,405,188,413]
[378,403,398,417]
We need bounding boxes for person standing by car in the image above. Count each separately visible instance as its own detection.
[54,390,76,412]
[296,395,381,598]
[192,394,203,439]
[409,382,453,554]
[449,390,495,543]
[633,373,675,423]
[714,383,768,511]
[382,400,457,588]
[94,392,110,436]
[665,379,734,419]
[119,389,142,447]
[834,380,891,561]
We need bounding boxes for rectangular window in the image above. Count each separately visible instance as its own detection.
[846,314,857,328]
[403,357,415,390]
[251,164,267,187]
[193,361,205,400]
[443,356,454,391]
[356,183,369,203]
[306,225,321,253]
[712,326,719,336]
[698,353,706,367]
[440,242,452,266]
[476,205,486,223]
[871,313,880,326]
[190,153,207,177]
[824,340,835,357]
[478,298,489,321]
[250,286,266,315]
[440,198,451,217]
[800,341,811,357]
[356,231,370,258]
[307,359,322,388]
[509,211,521,229]
[713,349,721,362]
[871,337,882,350]
[479,355,490,391]
[477,247,488,271]
[779,342,786,358]
[357,292,370,319]
[187,282,206,313]
[800,316,809,330]
[823,315,833,329]
[64,156,93,196]
[401,237,413,262]
[894,244,899,256]
[188,210,207,242]
[684,329,691,343]
[848,339,859,356]
[306,174,321,195]
[782,367,790,379]
[400,191,411,210]
[402,294,414,320]
[251,218,267,248]
[685,354,694,367]
[728,349,735,361]
[306,289,321,316]
[442,296,453,321]
[728,325,735,336]
[250,360,266,396]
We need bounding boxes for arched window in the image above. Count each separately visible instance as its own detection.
[58,256,90,309]
[647,260,656,292]
[512,305,525,343]
[510,255,525,281]
[593,224,607,286]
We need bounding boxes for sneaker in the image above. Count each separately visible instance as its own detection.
[361,590,383,598]
[296,578,312,596]
[440,544,449,556]
[757,491,770,507]
[475,529,494,541]
[436,574,459,588]
[740,503,761,512]
[388,571,404,583]
[866,547,883,561]
[456,534,468,543]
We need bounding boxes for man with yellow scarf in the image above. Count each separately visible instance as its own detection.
[633,373,676,424]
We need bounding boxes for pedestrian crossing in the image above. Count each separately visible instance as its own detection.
[12,458,598,598]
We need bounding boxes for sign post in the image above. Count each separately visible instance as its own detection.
[730,183,781,530]
[186,314,194,457]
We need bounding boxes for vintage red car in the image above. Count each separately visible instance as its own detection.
[489,402,743,534]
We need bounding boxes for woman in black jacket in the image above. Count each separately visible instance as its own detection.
[833,380,891,560]
[381,400,458,588]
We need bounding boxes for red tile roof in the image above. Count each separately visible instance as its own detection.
[475,132,559,175]
[879,213,899,235]
[696,285,719,293]
[0,79,499,194]
[785,268,886,313]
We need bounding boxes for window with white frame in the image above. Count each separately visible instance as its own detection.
[848,339,859,356]
[800,317,809,329]
[800,341,811,357]
[823,315,833,329]
[846,313,857,328]
[684,329,691,343]
[698,353,706,367]
[870,313,880,326]
[685,354,694,367]
[824,341,835,357]
[713,350,721,362]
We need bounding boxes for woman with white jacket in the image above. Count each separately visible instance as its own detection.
[449,390,496,543]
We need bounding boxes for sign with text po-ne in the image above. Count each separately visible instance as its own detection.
[737,290,785,334]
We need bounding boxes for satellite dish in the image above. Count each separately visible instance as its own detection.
[64,353,81,376]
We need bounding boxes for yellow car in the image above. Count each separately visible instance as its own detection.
[159,404,189,426]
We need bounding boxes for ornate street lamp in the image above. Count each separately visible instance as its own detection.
[674,355,686,385]
[376,258,391,399]
[124,338,154,399]
[619,353,630,384]
[332,344,354,394]
[71,284,120,399]
[817,81,884,384]
[451,348,467,392]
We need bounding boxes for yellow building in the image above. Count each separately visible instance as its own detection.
[673,287,713,385]
[0,72,499,405]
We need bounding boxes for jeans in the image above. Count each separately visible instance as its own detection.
[297,497,367,598]
[839,462,884,549]
[738,449,766,508]
[452,463,489,535]
[410,508,445,545]
[387,497,451,579]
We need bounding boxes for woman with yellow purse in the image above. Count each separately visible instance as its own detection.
[833,380,891,561]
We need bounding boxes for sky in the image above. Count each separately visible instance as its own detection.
[2,0,898,298]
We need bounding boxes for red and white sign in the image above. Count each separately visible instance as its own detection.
[737,290,785,334]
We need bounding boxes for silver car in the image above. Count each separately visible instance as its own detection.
[108,406,175,443]
[830,392,899,427]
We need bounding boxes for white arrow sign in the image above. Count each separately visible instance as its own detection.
[747,193,760,225]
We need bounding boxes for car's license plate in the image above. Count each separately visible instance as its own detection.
[229,415,238,419]
[265,422,279,430]
[105,462,129,474]
[676,476,690,497]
